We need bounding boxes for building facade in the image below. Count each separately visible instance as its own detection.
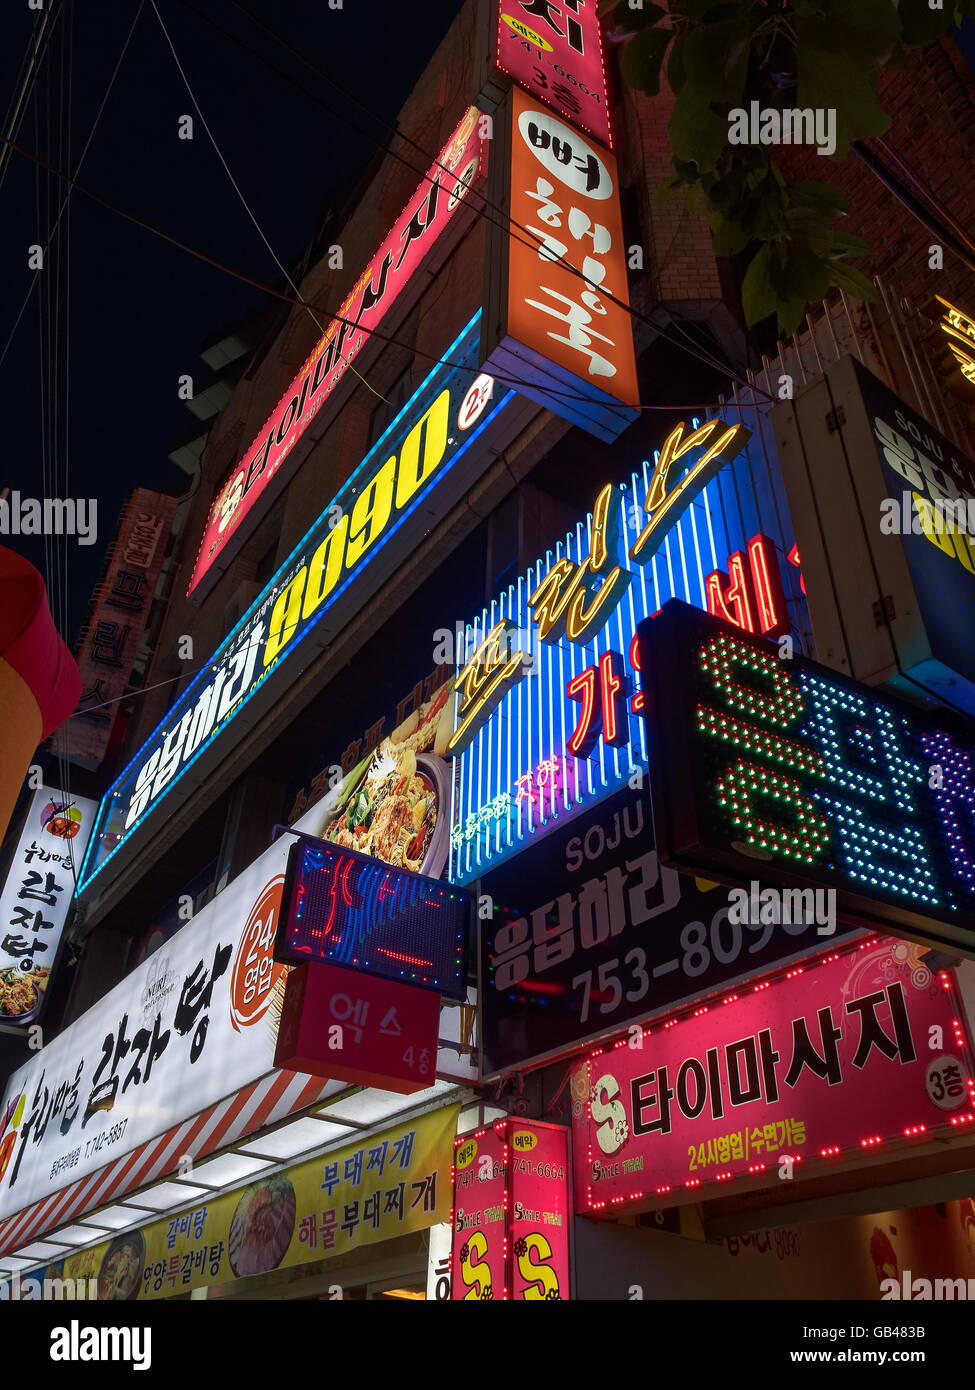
[2,1,975,1302]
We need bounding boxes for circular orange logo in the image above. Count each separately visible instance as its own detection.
[230,875,288,1032]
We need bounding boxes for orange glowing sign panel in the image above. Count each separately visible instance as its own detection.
[484,84,638,442]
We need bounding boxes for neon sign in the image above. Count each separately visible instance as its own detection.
[188,107,488,597]
[276,835,471,1001]
[449,412,802,885]
[79,315,516,895]
[639,600,975,957]
[934,295,975,388]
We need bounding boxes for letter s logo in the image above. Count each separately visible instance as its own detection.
[461,1232,492,1301]
[590,1072,627,1156]
[517,1232,561,1300]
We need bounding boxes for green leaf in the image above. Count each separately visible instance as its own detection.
[798,10,899,63]
[654,174,686,203]
[897,0,952,47]
[681,15,754,102]
[710,217,751,256]
[791,179,849,214]
[797,47,891,156]
[622,23,673,94]
[827,262,881,302]
[776,294,811,337]
[668,85,729,171]
[741,243,779,327]
[668,31,687,93]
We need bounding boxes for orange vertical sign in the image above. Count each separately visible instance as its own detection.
[504,83,638,419]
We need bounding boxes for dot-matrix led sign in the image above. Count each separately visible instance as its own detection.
[639,600,975,957]
[277,835,472,1001]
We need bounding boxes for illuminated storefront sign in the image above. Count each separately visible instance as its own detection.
[482,84,638,442]
[571,940,975,1213]
[53,491,178,770]
[188,107,488,597]
[5,1108,458,1299]
[449,414,801,885]
[639,600,975,957]
[772,354,975,714]
[479,783,861,1079]
[451,1118,570,1299]
[276,835,471,999]
[493,0,611,148]
[79,315,517,895]
[934,295,975,388]
[274,960,443,1093]
[0,837,295,1219]
[0,787,97,1028]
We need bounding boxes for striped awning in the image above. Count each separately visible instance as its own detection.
[0,1068,338,1257]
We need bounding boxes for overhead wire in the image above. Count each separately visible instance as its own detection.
[173,0,767,399]
[0,0,147,375]
[0,129,755,417]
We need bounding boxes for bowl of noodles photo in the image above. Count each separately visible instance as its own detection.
[307,680,454,879]
[97,1231,145,1301]
[0,968,42,1023]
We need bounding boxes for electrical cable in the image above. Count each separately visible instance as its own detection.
[148,0,388,405]
[0,0,147,375]
[0,129,764,418]
[172,0,764,397]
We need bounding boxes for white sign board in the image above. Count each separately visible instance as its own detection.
[0,835,292,1219]
[0,787,97,1027]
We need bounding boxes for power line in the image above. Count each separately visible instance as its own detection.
[0,129,765,419]
[173,0,763,398]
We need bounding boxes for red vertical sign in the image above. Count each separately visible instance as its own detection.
[451,1119,572,1298]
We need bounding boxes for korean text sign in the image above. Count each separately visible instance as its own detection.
[449,419,801,887]
[0,836,292,1220]
[79,314,515,893]
[480,784,860,1078]
[187,106,487,596]
[483,84,638,440]
[452,1118,570,1299]
[51,1108,457,1300]
[639,599,975,957]
[53,491,177,769]
[572,941,975,1212]
[0,787,96,1027]
[494,0,611,147]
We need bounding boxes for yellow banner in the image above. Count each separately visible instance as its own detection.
[63,1105,459,1300]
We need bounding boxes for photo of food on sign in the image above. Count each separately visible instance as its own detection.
[297,683,454,879]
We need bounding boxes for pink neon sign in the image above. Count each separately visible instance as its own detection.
[572,940,975,1212]
[495,0,611,148]
[187,106,486,597]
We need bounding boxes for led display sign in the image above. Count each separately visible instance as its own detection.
[479,783,861,1079]
[78,315,518,896]
[188,106,488,597]
[277,835,471,1001]
[449,414,802,885]
[638,600,975,957]
[572,939,975,1212]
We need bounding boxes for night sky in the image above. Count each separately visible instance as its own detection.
[1,0,467,650]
